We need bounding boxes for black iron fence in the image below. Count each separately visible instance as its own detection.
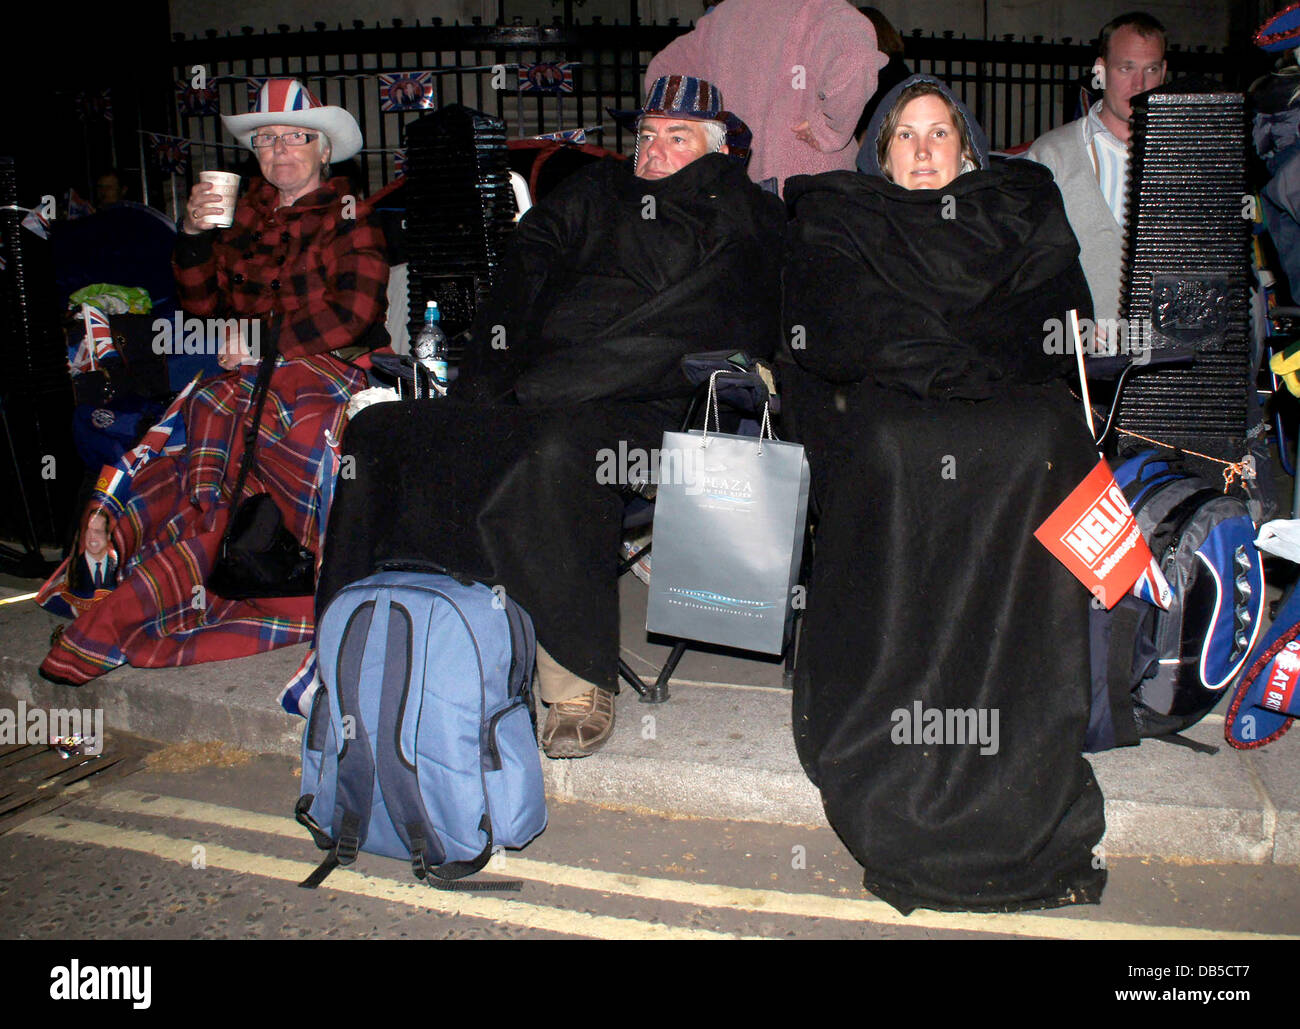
[158,20,1236,200]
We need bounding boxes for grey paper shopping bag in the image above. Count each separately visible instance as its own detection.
[646,405,810,655]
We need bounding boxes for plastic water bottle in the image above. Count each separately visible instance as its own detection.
[412,300,449,396]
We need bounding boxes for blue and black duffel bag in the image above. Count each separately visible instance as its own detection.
[296,565,547,889]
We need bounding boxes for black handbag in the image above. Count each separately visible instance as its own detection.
[207,342,316,600]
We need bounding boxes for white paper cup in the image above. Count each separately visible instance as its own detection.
[198,170,240,228]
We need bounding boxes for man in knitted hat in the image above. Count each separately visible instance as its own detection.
[321,75,785,758]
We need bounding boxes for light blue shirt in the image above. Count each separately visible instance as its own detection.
[1083,100,1129,230]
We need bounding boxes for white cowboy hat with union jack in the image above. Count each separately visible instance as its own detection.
[222,78,364,162]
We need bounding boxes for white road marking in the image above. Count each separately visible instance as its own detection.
[71,789,1299,941]
[19,813,750,941]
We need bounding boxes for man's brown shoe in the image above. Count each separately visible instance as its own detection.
[541,686,616,758]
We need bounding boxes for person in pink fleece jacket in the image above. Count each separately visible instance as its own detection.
[646,0,886,196]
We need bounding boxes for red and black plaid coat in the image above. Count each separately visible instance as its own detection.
[173,176,389,358]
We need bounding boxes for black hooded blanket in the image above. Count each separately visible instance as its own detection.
[782,76,1107,913]
[320,154,784,689]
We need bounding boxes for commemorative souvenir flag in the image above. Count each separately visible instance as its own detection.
[1034,458,1168,610]
[518,62,576,95]
[147,133,191,175]
[378,72,435,111]
[177,80,220,117]
[76,89,112,122]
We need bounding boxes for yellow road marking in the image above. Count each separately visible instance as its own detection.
[19,814,750,940]
[78,789,1299,941]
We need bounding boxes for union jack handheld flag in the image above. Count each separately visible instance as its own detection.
[68,304,117,374]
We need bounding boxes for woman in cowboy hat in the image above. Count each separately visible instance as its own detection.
[41,79,388,686]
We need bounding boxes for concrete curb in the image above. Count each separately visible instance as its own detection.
[2,596,1297,866]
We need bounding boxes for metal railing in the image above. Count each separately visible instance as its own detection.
[162,21,1235,195]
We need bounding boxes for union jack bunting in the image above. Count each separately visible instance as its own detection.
[378,72,435,112]
[75,88,113,122]
[177,80,220,117]
[518,62,576,95]
[146,133,191,175]
[536,127,587,143]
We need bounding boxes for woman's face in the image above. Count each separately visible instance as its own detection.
[255,123,327,199]
[883,94,964,190]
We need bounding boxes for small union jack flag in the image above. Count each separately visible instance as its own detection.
[66,189,94,220]
[20,208,48,240]
[378,72,435,112]
[69,304,117,374]
[1131,554,1173,610]
[393,149,407,178]
[177,80,220,117]
[518,62,576,95]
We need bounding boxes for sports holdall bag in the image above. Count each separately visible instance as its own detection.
[1086,450,1265,751]
[296,565,546,888]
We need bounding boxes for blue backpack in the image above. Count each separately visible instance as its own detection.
[295,568,547,888]
[1086,451,1266,752]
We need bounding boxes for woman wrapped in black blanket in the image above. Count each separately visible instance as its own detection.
[783,75,1107,913]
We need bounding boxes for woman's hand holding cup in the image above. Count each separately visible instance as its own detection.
[184,172,240,234]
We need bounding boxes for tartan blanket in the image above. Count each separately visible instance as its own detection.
[40,356,364,684]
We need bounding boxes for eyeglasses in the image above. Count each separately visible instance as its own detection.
[250,131,320,148]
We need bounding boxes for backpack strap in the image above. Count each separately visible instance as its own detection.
[298,597,385,889]
[1104,599,1149,749]
[369,590,509,888]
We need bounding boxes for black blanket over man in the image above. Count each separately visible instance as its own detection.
[321,76,784,758]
